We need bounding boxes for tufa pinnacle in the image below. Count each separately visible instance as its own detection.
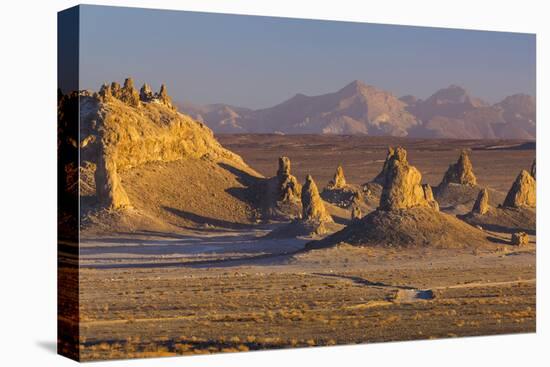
[503,170,536,208]
[471,188,490,215]
[378,147,432,211]
[301,175,333,224]
[328,164,347,189]
[440,149,477,186]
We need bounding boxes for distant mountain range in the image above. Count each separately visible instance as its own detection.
[178,81,535,139]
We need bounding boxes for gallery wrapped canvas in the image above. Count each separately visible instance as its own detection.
[58,5,536,362]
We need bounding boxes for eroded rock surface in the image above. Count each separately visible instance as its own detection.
[328,165,347,189]
[439,149,477,187]
[277,157,301,203]
[379,147,432,211]
[503,170,536,208]
[301,175,333,224]
[373,146,396,185]
[471,188,490,215]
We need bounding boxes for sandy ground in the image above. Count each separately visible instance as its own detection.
[69,135,536,361]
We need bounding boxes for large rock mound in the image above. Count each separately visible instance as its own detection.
[77,78,263,233]
[306,207,489,249]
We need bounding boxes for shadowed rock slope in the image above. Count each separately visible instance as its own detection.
[306,147,489,249]
[77,78,264,234]
[462,170,536,234]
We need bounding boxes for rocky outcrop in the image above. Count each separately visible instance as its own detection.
[503,170,536,208]
[301,175,333,224]
[531,159,536,179]
[328,165,347,189]
[471,188,489,215]
[118,78,141,107]
[378,147,431,211]
[157,83,173,107]
[322,164,364,209]
[98,83,112,100]
[511,232,529,246]
[111,82,122,98]
[79,79,252,214]
[276,157,301,203]
[439,150,477,187]
[140,83,154,102]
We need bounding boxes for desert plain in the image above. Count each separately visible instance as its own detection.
[61,134,535,361]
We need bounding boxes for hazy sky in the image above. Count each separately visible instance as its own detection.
[79,5,536,109]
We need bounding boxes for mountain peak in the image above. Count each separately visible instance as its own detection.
[341,80,368,92]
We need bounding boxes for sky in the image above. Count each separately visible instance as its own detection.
[79,5,536,109]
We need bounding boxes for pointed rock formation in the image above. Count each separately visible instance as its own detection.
[511,232,529,246]
[351,206,362,221]
[157,83,173,108]
[471,188,490,215]
[373,146,396,185]
[328,164,347,189]
[531,158,536,179]
[119,77,141,107]
[277,156,301,203]
[110,82,122,98]
[379,147,431,211]
[423,184,439,211]
[94,151,130,209]
[503,170,536,208]
[98,83,112,100]
[301,175,333,224]
[439,149,477,186]
[140,83,154,102]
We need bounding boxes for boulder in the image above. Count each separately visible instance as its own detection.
[439,149,477,186]
[503,170,536,208]
[511,231,529,246]
[379,147,431,211]
[471,188,490,215]
[301,175,333,224]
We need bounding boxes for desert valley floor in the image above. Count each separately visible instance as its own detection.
[61,135,536,361]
